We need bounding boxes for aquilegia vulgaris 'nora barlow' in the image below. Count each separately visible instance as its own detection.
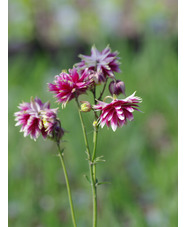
[93,92,142,131]
[15,97,64,141]
[15,45,142,227]
[48,68,93,107]
[76,45,121,83]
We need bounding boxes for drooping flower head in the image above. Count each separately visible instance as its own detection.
[48,68,93,107]
[93,92,142,131]
[42,109,64,143]
[15,97,64,141]
[75,45,121,83]
[109,80,125,96]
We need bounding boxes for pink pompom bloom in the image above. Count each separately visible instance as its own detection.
[15,97,64,141]
[93,92,142,131]
[48,68,93,107]
[75,45,121,83]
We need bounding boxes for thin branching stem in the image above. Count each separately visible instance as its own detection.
[92,124,98,227]
[75,97,98,227]
[57,143,77,227]
[98,78,108,101]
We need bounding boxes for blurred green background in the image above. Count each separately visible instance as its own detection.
[9,0,177,226]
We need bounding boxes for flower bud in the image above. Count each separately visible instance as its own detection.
[80,101,92,112]
[93,120,98,127]
[109,80,125,96]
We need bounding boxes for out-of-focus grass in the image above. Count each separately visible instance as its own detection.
[9,36,177,227]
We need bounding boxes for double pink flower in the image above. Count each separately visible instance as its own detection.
[93,92,142,131]
[76,45,120,83]
[15,97,64,141]
[48,68,93,107]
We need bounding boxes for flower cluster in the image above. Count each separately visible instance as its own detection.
[14,45,142,227]
[15,97,64,141]
[47,45,142,132]
[15,45,142,141]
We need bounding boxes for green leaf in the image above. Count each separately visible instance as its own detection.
[96,181,111,186]
[84,175,91,184]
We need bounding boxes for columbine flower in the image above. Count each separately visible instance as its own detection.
[48,68,93,107]
[93,92,142,131]
[75,45,121,83]
[15,97,64,141]
[109,80,125,96]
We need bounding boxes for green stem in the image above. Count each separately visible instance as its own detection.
[92,125,98,181]
[92,125,98,227]
[90,164,97,227]
[92,126,98,161]
[76,98,91,160]
[57,144,77,227]
[98,78,108,101]
[75,99,98,227]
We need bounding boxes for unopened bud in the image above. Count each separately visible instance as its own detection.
[109,80,125,96]
[93,120,98,127]
[80,101,92,112]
